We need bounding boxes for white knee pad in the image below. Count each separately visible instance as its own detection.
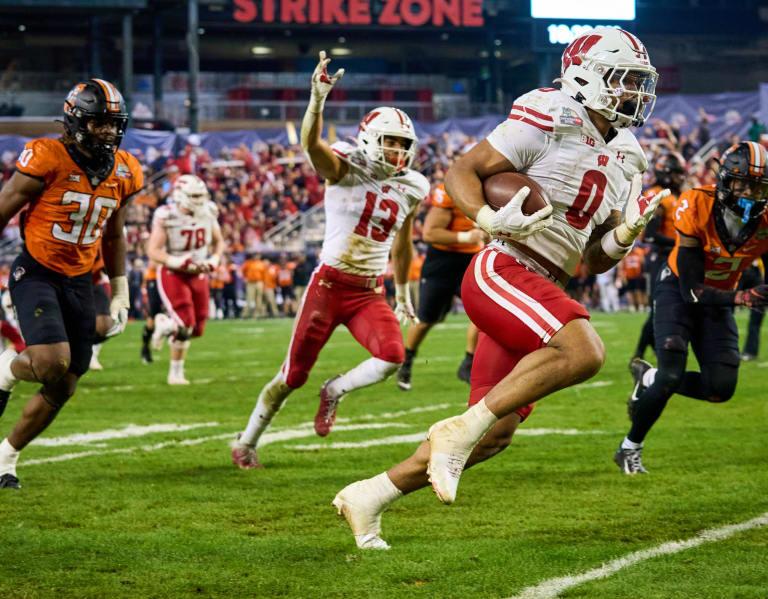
[170,339,191,352]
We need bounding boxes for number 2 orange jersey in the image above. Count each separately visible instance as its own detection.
[16,137,143,277]
[668,186,768,290]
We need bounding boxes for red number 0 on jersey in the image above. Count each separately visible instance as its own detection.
[566,170,607,230]
[354,191,399,242]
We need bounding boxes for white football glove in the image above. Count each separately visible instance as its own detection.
[309,50,344,112]
[475,186,553,241]
[394,283,419,326]
[105,276,129,338]
[615,174,670,245]
[166,254,200,274]
[199,254,221,274]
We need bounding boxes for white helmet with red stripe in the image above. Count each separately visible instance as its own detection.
[356,107,418,176]
[556,27,658,129]
[172,174,210,217]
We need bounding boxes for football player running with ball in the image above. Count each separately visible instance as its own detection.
[334,28,666,548]
[147,174,224,385]
[616,141,768,474]
[232,51,429,469]
[0,79,141,489]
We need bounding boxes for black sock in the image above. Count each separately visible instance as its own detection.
[628,349,685,443]
[404,348,416,365]
[463,351,473,362]
[142,326,154,345]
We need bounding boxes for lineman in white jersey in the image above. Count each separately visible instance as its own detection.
[334,28,670,549]
[147,174,224,385]
[232,51,429,469]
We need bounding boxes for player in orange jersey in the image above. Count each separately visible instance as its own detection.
[632,153,685,360]
[396,183,489,391]
[616,142,768,474]
[0,79,143,489]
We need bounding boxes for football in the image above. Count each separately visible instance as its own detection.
[483,172,548,215]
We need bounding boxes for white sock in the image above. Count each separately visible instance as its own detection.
[327,357,399,397]
[240,371,292,446]
[369,472,403,506]
[621,437,643,450]
[0,438,19,476]
[92,344,102,358]
[0,348,19,392]
[642,368,657,387]
[170,360,184,377]
[459,398,498,442]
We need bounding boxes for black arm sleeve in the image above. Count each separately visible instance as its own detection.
[676,245,738,305]
[642,215,675,247]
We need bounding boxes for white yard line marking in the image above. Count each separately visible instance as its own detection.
[505,512,768,599]
[573,381,613,389]
[292,428,607,450]
[22,423,411,466]
[31,423,220,447]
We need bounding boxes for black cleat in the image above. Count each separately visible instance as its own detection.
[0,473,20,489]
[627,357,653,421]
[397,361,412,391]
[141,345,153,364]
[0,389,9,418]
[614,446,648,475]
[456,355,473,384]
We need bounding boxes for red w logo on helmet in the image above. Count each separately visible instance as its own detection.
[562,34,601,72]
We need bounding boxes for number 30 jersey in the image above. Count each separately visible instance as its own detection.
[316,141,430,276]
[151,201,219,263]
[486,88,648,276]
[16,137,143,277]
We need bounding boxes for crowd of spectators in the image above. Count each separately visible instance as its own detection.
[0,112,766,319]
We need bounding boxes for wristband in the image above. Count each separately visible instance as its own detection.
[166,255,186,270]
[207,254,221,269]
[395,283,409,301]
[475,205,495,235]
[457,231,473,244]
[601,229,634,260]
[614,222,639,246]
[308,92,326,113]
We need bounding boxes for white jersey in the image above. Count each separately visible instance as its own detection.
[486,88,648,276]
[314,140,430,276]
[152,201,219,263]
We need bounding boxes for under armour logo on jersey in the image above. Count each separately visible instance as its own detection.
[68,173,81,182]
[597,155,609,167]
[616,151,626,163]
[319,279,333,288]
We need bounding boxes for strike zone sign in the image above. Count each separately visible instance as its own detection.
[233,0,484,26]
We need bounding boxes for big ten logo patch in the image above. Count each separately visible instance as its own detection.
[581,134,595,147]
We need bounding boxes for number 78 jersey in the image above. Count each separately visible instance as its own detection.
[16,137,143,277]
[487,88,648,276]
[317,141,430,276]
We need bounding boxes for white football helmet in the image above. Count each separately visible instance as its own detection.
[556,27,658,128]
[356,107,418,176]
[172,174,210,217]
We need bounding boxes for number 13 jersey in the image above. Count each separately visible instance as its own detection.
[316,140,430,277]
[16,137,144,277]
[486,88,648,276]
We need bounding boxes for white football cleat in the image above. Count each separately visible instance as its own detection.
[89,355,103,371]
[167,373,190,385]
[332,481,391,550]
[151,313,175,351]
[426,416,477,505]
[231,438,264,469]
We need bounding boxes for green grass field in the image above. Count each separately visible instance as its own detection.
[1,312,767,599]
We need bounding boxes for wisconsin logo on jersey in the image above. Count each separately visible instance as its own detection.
[559,107,583,127]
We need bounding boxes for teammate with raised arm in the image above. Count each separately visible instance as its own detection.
[147,174,224,385]
[0,79,140,489]
[232,51,429,469]
[333,28,667,548]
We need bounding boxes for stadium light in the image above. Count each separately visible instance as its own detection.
[330,47,352,56]
[250,46,273,55]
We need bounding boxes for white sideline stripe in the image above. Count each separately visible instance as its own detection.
[31,423,220,447]
[573,381,613,389]
[506,512,768,599]
[22,423,409,466]
[293,428,607,450]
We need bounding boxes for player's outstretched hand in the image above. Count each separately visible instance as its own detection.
[490,186,553,240]
[394,284,419,326]
[311,50,344,100]
[736,284,768,308]
[624,174,670,236]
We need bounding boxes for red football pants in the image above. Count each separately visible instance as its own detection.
[157,266,210,338]
[461,248,591,422]
[281,264,404,390]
